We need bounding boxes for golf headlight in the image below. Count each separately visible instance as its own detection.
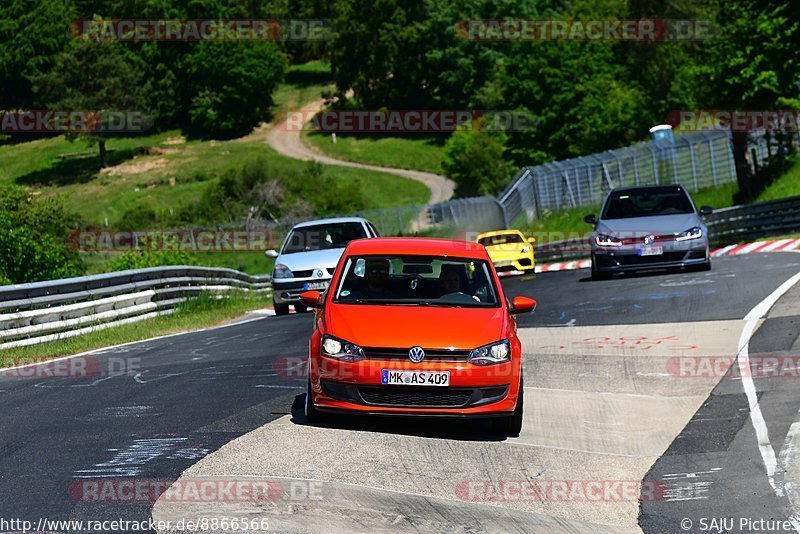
[468,339,511,365]
[272,264,293,279]
[321,335,365,362]
[675,226,703,241]
[595,233,622,247]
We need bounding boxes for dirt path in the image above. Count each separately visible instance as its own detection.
[266,99,455,206]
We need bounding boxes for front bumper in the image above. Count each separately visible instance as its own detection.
[310,359,520,416]
[272,279,331,304]
[491,253,535,273]
[592,239,709,273]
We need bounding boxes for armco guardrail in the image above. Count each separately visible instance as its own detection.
[532,195,800,264]
[704,195,800,246]
[0,266,271,350]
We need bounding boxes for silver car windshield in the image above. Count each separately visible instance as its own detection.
[602,188,695,220]
[334,256,499,307]
[281,222,367,254]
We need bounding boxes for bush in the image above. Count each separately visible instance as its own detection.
[0,185,83,283]
[117,204,159,231]
[106,235,194,271]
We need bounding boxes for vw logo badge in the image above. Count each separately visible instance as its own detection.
[314,269,325,278]
[644,235,654,245]
[408,346,425,363]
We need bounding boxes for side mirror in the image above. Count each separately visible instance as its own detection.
[265,249,280,258]
[699,206,713,216]
[510,296,536,314]
[299,290,324,309]
[527,237,536,243]
[584,214,597,225]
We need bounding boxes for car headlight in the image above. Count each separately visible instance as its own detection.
[321,335,365,362]
[675,226,703,241]
[468,339,510,365]
[272,264,293,279]
[521,246,531,253]
[595,233,622,247]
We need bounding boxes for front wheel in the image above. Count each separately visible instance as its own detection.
[591,262,611,280]
[294,303,308,313]
[273,300,290,316]
[304,377,325,424]
[492,378,524,437]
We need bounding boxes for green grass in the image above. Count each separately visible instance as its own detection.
[757,159,800,202]
[304,132,446,175]
[0,291,267,365]
[272,60,332,115]
[81,252,276,276]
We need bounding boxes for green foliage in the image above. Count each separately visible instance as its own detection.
[0,185,83,283]
[105,234,193,271]
[174,158,367,225]
[181,41,287,137]
[442,119,513,196]
[117,205,159,231]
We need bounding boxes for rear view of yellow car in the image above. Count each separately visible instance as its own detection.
[476,230,536,273]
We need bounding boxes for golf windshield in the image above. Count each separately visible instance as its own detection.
[334,256,499,307]
[602,188,695,219]
[281,222,367,254]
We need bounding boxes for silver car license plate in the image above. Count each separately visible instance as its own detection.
[637,246,663,256]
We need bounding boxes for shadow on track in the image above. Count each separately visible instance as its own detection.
[289,394,508,442]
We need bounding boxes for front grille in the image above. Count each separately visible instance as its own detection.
[615,252,687,265]
[363,347,471,362]
[358,386,475,407]
[621,234,675,245]
[517,257,532,267]
[292,269,314,278]
[322,382,509,408]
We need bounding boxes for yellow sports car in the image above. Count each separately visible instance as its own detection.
[476,230,536,273]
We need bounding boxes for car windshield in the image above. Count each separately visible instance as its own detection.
[334,256,499,307]
[281,222,367,254]
[602,188,695,220]
[479,233,524,246]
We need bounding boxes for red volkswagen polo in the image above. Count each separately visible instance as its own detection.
[298,238,535,436]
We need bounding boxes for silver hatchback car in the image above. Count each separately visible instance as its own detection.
[266,217,379,314]
[584,185,713,279]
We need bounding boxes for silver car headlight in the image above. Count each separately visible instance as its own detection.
[468,339,510,365]
[272,263,293,279]
[322,335,365,362]
[595,233,622,247]
[675,226,703,241]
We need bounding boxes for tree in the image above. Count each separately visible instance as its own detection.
[180,40,287,138]
[686,0,800,199]
[442,118,513,197]
[30,37,148,167]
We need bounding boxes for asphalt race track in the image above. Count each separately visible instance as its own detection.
[3,251,800,533]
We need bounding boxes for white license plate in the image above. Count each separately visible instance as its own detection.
[303,281,329,290]
[637,246,663,257]
[381,370,450,386]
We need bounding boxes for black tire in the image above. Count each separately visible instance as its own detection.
[699,259,712,271]
[304,377,325,424]
[294,303,308,313]
[273,301,290,316]
[492,378,524,437]
[591,262,611,280]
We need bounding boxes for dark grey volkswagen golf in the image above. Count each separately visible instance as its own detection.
[584,185,713,279]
